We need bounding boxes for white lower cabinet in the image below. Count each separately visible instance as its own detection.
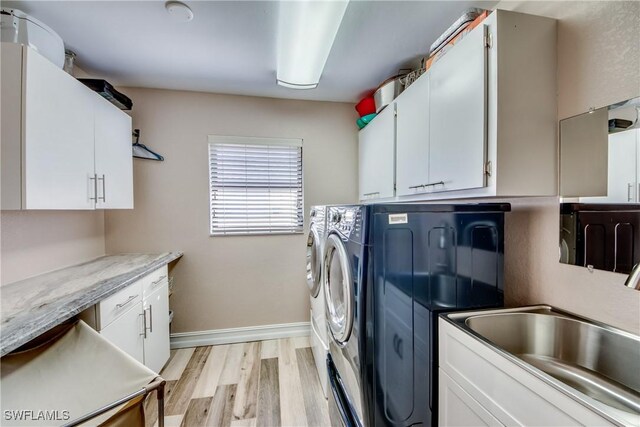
[101,302,145,364]
[80,266,171,373]
[142,282,171,373]
[439,370,502,427]
[438,318,617,426]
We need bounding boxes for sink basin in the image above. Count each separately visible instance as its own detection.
[446,306,640,417]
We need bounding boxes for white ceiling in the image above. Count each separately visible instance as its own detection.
[5,0,497,102]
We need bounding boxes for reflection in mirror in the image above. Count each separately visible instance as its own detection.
[559,97,640,275]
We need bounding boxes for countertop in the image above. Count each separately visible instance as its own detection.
[0,252,183,357]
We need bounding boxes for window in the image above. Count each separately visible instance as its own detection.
[208,136,303,236]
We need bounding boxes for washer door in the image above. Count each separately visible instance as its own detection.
[306,226,322,297]
[324,233,354,345]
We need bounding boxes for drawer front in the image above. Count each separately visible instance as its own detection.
[142,265,169,298]
[98,279,143,330]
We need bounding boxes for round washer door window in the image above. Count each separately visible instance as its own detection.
[323,233,354,345]
[306,227,321,297]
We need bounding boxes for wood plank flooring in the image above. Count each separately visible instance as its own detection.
[145,337,329,427]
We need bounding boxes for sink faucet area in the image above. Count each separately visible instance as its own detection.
[625,263,640,290]
[443,305,640,424]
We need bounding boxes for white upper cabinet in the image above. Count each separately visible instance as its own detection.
[428,24,487,194]
[358,10,557,202]
[395,72,430,197]
[22,47,96,209]
[359,103,396,200]
[581,128,640,204]
[1,43,133,210]
[94,95,134,209]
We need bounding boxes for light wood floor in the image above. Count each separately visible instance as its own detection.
[145,336,330,427]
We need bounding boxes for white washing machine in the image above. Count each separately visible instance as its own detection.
[306,205,329,397]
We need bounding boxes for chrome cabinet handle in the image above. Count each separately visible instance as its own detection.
[151,275,167,289]
[89,174,98,202]
[363,192,380,197]
[116,294,138,309]
[148,305,153,333]
[140,312,147,338]
[409,181,444,190]
[97,174,106,202]
[628,183,634,202]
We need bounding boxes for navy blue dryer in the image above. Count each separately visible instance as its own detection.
[363,203,509,427]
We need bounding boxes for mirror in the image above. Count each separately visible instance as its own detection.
[559,96,640,274]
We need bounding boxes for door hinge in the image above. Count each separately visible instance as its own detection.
[484,33,493,48]
[484,161,492,176]
[394,109,398,117]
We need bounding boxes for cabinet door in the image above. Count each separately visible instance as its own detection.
[429,24,487,193]
[396,73,430,197]
[23,47,96,209]
[608,129,638,203]
[101,303,145,364]
[1,43,23,209]
[143,282,171,373]
[359,104,395,200]
[439,369,503,426]
[94,95,134,209]
[581,128,638,204]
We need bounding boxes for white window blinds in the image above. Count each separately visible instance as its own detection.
[208,136,303,236]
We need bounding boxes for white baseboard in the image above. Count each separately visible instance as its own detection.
[170,321,310,349]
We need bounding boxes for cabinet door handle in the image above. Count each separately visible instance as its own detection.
[409,181,444,190]
[152,275,167,289]
[148,305,153,333]
[628,183,634,202]
[116,294,138,309]
[140,312,147,338]
[98,174,106,202]
[89,174,98,202]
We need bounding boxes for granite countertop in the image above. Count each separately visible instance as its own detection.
[0,252,183,357]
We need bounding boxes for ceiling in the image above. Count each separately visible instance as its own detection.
[5,0,497,103]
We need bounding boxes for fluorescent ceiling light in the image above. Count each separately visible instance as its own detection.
[277,0,349,90]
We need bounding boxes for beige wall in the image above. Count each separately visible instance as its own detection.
[104,88,358,333]
[1,211,105,285]
[495,1,640,333]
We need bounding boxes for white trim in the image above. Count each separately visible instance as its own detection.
[170,321,310,349]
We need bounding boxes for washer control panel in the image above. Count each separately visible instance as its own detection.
[328,206,364,241]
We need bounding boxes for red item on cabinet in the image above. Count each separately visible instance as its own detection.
[355,96,376,117]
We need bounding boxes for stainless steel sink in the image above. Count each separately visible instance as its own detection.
[445,306,640,417]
